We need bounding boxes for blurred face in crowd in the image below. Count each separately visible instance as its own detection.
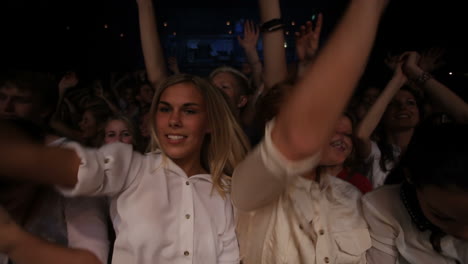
[417,185,468,240]
[320,115,353,166]
[383,90,420,131]
[155,82,210,164]
[211,72,247,111]
[0,84,46,123]
[104,119,133,145]
[355,87,380,121]
[139,84,154,105]
[124,87,136,104]
[79,110,98,140]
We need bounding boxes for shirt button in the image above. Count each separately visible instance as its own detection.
[185,214,191,219]
[184,251,190,256]
[319,229,325,235]
[324,257,330,263]
[185,181,190,185]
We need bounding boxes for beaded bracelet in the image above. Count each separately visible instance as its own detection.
[412,71,432,86]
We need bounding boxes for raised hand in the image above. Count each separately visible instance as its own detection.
[384,51,401,72]
[295,13,323,62]
[400,51,424,79]
[419,47,446,73]
[167,56,181,74]
[237,20,260,52]
[392,56,408,84]
[58,72,79,95]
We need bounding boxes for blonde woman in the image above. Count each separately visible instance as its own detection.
[0,74,250,264]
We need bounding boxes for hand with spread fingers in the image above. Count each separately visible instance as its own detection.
[237,20,260,53]
[295,13,323,62]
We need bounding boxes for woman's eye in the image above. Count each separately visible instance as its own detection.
[158,107,170,113]
[184,109,197,114]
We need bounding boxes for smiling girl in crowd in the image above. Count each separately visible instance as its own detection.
[0,74,250,264]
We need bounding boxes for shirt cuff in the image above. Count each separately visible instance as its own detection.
[55,142,105,197]
[260,119,321,182]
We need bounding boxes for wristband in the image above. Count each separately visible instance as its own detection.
[260,18,285,32]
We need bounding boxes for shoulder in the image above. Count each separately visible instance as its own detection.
[362,185,400,205]
[330,175,363,201]
[362,185,403,221]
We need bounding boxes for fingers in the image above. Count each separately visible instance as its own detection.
[314,13,323,38]
[244,20,259,37]
[305,21,313,34]
[244,20,251,34]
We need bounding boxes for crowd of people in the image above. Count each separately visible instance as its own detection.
[1,0,467,263]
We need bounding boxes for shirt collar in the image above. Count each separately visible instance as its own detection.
[149,150,213,183]
[293,170,331,192]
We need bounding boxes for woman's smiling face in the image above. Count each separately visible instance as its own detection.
[155,82,210,163]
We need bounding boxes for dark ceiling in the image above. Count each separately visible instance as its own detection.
[1,0,467,75]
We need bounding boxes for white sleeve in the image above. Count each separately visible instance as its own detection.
[365,141,388,188]
[58,142,143,197]
[218,197,240,264]
[65,197,110,264]
[261,119,321,179]
[361,194,399,262]
[232,119,321,211]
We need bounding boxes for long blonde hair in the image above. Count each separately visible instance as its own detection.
[148,74,250,197]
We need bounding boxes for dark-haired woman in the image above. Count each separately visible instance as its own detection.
[363,123,468,263]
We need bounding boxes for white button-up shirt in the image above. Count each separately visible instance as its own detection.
[60,142,239,264]
[362,185,468,264]
[365,141,401,188]
[232,121,371,264]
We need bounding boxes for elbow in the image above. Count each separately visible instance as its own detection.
[355,125,371,142]
[355,132,368,143]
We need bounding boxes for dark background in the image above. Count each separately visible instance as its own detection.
[1,0,467,82]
